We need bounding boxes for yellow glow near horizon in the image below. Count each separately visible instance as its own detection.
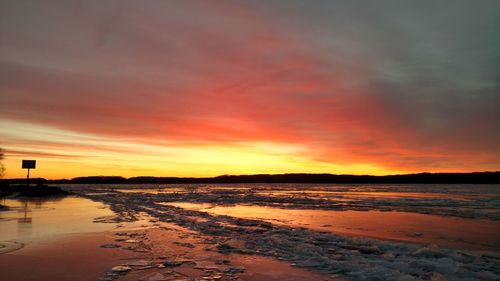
[2,143,396,179]
[0,120,401,179]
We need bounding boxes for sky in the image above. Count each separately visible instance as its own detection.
[1,0,499,179]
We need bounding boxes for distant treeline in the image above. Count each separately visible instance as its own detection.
[1,172,500,185]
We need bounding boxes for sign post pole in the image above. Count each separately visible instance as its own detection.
[22,160,36,187]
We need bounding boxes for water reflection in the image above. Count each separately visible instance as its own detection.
[0,197,116,246]
[166,202,500,252]
[17,201,32,236]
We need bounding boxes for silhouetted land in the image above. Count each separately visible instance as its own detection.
[1,172,500,185]
[0,183,69,198]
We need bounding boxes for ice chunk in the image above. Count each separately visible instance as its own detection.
[111,265,131,272]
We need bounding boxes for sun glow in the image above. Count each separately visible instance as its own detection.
[1,120,398,179]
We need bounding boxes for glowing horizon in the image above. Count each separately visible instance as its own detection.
[1,1,499,179]
[1,120,404,179]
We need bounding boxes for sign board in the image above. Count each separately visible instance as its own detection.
[22,160,36,169]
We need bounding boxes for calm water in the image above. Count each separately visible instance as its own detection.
[0,196,115,253]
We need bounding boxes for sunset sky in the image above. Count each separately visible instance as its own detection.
[1,0,499,179]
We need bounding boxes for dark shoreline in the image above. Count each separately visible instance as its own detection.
[0,184,69,198]
[1,171,500,185]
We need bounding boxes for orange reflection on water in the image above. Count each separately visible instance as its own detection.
[167,202,500,252]
[259,191,474,200]
[0,197,115,244]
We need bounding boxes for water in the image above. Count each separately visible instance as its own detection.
[0,196,115,252]
[65,183,500,252]
[71,183,500,280]
[166,202,500,251]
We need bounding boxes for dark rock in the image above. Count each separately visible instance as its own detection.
[163,260,182,267]
[223,266,245,274]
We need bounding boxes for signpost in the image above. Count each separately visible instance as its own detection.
[22,160,36,186]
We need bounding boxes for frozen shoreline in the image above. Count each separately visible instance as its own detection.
[66,183,500,221]
[77,185,500,281]
[164,202,500,251]
[0,195,338,281]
